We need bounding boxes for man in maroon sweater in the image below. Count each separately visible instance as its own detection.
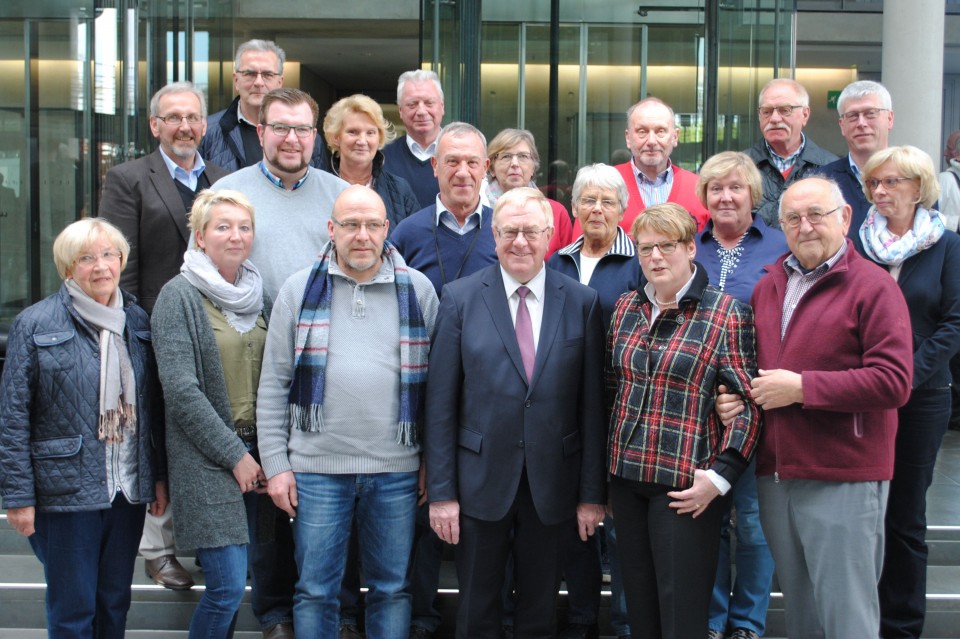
[745,177,913,639]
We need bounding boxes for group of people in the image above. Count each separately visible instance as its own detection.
[1,34,959,639]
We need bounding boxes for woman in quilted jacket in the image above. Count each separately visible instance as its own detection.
[0,217,165,639]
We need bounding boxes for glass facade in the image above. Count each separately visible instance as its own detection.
[0,0,792,354]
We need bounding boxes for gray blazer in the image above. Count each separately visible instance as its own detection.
[151,274,271,550]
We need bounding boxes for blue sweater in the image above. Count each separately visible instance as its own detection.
[382,135,440,210]
[390,204,498,295]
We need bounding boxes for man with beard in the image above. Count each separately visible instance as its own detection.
[209,87,347,639]
[212,88,348,300]
[98,81,228,593]
[746,79,837,229]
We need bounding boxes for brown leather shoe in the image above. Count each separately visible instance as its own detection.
[144,554,194,590]
[263,623,295,639]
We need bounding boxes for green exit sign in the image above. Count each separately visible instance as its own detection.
[827,91,841,110]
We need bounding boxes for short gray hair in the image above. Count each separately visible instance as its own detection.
[149,81,207,118]
[759,78,810,108]
[837,80,892,116]
[436,122,487,157]
[571,164,629,212]
[397,69,444,105]
[234,39,285,74]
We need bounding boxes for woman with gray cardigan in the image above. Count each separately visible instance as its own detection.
[151,189,271,639]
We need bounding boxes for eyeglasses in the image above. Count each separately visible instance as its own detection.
[578,197,620,211]
[631,128,672,141]
[865,176,915,191]
[75,250,122,266]
[265,123,315,138]
[496,227,548,242]
[331,218,386,233]
[779,206,840,229]
[758,105,804,118]
[495,152,534,165]
[840,108,888,124]
[155,114,203,125]
[237,69,280,82]
[636,241,681,257]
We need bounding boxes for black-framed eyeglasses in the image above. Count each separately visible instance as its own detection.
[265,123,315,138]
[636,241,681,257]
[496,227,548,242]
[779,206,841,229]
[331,218,387,233]
[865,177,915,191]
[237,69,280,82]
[758,105,804,118]
[155,114,203,125]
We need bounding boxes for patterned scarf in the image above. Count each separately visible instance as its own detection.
[860,206,945,267]
[288,240,429,445]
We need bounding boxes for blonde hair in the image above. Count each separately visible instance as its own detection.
[493,186,553,229]
[189,189,256,240]
[323,94,396,153]
[862,145,940,209]
[54,218,130,279]
[631,202,697,244]
[696,151,763,208]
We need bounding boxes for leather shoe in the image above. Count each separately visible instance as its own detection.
[144,554,194,590]
[263,623,295,639]
[341,623,364,639]
[558,623,599,639]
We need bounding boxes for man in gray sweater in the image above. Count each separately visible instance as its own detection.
[257,186,439,637]
[211,87,348,300]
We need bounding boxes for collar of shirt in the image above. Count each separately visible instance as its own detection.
[406,135,437,162]
[765,133,806,172]
[236,104,258,127]
[435,195,484,235]
[501,264,547,351]
[158,146,206,190]
[784,238,847,277]
[258,161,309,191]
[644,265,698,325]
[848,153,863,185]
[631,158,673,186]
[559,226,637,258]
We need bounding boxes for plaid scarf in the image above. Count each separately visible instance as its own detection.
[288,240,429,445]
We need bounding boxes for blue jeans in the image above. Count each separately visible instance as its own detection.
[29,495,146,639]
[190,544,247,638]
[709,457,774,635]
[292,471,417,638]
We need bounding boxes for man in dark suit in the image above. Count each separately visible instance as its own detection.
[98,80,227,593]
[425,186,607,638]
[817,80,894,253]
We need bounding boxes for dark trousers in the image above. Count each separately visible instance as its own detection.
[30,495,146,639]
[559,519,602,626]
[609,474,725,639]
[247,491,298,629]
[454,472,564,639]
[879,387,952,638]
[409,501,446,632]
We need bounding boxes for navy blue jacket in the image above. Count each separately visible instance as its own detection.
[867,231,960,390]
[0,285,164,512]
[547,228,641,330]
[817,156,871,254]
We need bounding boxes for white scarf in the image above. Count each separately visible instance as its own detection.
[180,248,264,333]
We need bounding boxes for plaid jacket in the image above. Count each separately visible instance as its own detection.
[605,266,761,489]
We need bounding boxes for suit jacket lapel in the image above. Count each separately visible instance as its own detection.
[146,150,191,243]
[480,267,529,385]
[530,271,565,390]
